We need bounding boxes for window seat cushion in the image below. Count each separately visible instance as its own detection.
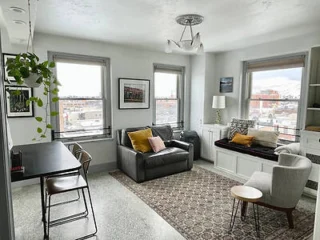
[215,138,278,161]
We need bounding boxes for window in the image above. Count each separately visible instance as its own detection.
[243,55,306,142]
[153,64,184,129]
[50,53,111,140]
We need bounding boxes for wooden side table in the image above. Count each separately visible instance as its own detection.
[229,185,263,237]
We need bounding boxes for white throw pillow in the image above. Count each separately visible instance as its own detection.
[247,128,279,148]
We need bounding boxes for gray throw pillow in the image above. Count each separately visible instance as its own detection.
[228,118,256,139]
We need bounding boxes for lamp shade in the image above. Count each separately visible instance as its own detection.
[212,96,226,109]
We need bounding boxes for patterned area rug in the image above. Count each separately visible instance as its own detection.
[110,166,314,240]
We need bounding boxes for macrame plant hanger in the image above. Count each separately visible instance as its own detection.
[26,0,34,53]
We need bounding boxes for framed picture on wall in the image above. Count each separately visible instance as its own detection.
[5,86,34,117]
[3,53,17,83]
[220,77,233,93]
[118,78,150,109]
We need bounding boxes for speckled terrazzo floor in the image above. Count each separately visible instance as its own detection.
[12,160,316,240]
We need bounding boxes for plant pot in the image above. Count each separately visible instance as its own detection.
[24,73,41,88]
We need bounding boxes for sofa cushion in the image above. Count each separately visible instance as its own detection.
[248,128,279,148]
[150,125,173,141]
[231,133,254,147]
[127,128,153,153]
[144,147,188,169]
[121,127,148,148]
[215,138,278,161]
[228,118,255,139]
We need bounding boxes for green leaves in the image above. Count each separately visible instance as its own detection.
[37,99,43,107]
[4,52,61,141]
[35,117,43,122]
[49,62,55,68]
[52,97,59,102]
[19,66,30,78]
[52,88,59,95]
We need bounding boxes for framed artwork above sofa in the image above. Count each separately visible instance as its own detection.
[118,78,150,109]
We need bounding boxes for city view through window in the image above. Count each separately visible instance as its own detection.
[248,67,303,142]
[154,72,179,126]
[56,62,104,138]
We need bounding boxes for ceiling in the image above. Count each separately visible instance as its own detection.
[1,0,320,53]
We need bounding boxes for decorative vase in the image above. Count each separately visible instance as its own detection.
[24,73,41,88]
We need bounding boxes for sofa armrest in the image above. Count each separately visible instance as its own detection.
[117,145,145,182]
[169,140,194,169]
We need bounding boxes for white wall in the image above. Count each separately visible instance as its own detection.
[190,55,205,134]
[203,53,216,124]
[2,32,191,168]
[213,31,320,124]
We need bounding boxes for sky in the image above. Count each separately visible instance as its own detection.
[252,67,303,98]
[154,72,177,98]
[57,62,102,98]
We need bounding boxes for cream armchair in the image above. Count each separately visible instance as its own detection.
[244,153,312,228]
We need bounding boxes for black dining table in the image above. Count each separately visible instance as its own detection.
[11,141,81,239]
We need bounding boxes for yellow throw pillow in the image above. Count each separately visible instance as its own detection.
[231,133,254,147]
[127,128,153,153]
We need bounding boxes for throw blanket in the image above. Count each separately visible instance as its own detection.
[274,143,301,155]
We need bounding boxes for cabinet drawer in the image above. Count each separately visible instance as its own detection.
[305,135,320,150]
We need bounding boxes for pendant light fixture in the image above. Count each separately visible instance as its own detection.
[166,14,204,54]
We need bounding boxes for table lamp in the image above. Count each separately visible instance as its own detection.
[212,96,226,124]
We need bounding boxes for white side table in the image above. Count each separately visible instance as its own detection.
[200,124,228,161]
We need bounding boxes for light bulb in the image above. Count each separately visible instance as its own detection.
[192,33,201,48]
[197,43,204,54]
[165,40,173,53]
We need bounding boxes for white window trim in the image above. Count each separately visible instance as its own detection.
[48,52,112,141]
[153,64,185,129]
[240,53,308,142]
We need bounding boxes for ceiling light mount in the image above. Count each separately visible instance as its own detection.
[166,14,204,54]
[175,14,204,26]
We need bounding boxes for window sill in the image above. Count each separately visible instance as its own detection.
[58,137,114,144]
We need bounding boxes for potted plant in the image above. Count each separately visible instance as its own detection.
[5,52,60,140]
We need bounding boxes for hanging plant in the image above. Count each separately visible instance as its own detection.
[5,52,60,140]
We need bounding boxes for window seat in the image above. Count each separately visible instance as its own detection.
[214,138,278,161]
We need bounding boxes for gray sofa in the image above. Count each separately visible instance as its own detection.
[116,126,194,183]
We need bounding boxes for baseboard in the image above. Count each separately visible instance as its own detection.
[89,161,117,173]
[12,178,39,188]
[11,161,117,189]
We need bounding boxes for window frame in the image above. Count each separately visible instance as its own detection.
[153,64,185,129]
[48,52,111,141]
[241,53,308,143]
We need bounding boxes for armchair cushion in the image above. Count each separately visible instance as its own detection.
[244,171,272,204]
[127,128,153,153]
[144,147,188,169]
[150,125,173,141]
[120,127,148,148]
[148,136,166,153]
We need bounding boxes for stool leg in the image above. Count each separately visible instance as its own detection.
[241,201,248,221]
[229,199,240,232]
[252,203,260,238]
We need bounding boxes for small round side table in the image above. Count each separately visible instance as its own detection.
[229,185,263,237]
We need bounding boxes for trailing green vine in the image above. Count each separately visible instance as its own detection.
[5,52,60,141]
